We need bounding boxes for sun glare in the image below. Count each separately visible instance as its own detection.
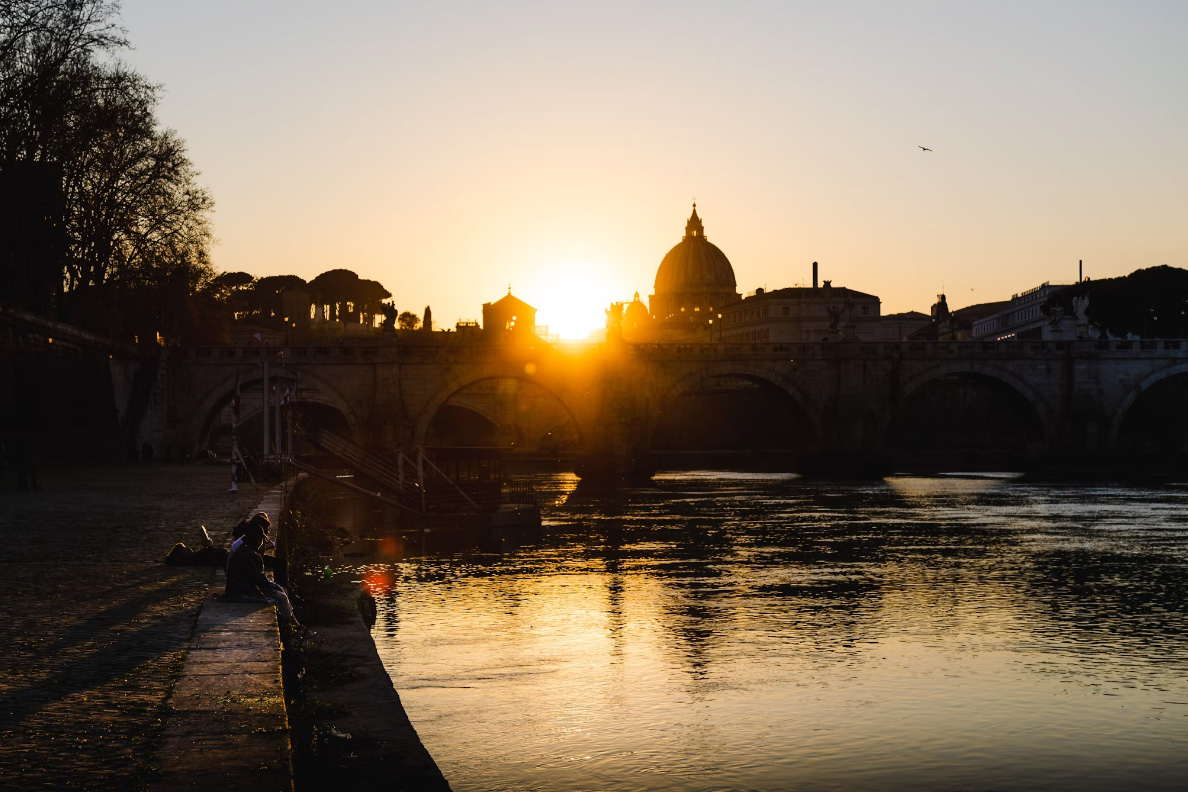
[526,264,620,341]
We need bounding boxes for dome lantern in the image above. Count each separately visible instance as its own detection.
[684,203,704,239]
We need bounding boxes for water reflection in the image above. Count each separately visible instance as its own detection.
[362,473,1188,791]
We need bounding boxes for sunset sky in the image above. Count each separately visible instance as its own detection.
[118,1,1187,339]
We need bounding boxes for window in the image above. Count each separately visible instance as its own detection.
[783,306,790,316]
[861,306,869,315]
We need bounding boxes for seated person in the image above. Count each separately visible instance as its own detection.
[225,522,304,634]
[231,512,288,586]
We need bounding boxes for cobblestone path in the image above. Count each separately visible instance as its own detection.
[0,464,267,791]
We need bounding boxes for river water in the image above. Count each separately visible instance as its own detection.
[358,472,1188,791]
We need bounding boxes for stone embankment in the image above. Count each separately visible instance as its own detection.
[288,575,451,791]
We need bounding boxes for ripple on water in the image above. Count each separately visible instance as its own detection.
[365,474,1188,792]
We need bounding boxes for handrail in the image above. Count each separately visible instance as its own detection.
[286,457,421,513]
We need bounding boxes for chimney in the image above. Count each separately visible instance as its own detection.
[812,261,818,289]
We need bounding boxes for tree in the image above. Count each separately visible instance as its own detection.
[253,274,306,326]
[1,1,215,342]
[398,311,420,331]
[208,271,254,321]
[309,268,390,325]
[1047,266,1188,339]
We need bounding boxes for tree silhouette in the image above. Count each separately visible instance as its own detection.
[309,268,390,325]
[1047,266,1188,339]
[398,311,420,331]
[253,274,307,326]
[0,0,214,342]
[211,271,254,319]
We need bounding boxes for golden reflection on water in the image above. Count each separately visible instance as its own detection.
[884,472,1023,500]
[364,473,1188,792]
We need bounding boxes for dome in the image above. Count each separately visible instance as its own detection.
[653,205,737,294]
[623,292,650,327]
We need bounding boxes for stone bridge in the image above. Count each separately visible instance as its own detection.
[166,337,1188,477]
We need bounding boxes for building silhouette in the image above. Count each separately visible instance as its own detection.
[721,276,882,343]
[648,204,740,333]
[482,290,538,341]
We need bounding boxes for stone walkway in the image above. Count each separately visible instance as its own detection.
[152,488,292,792]
[0,464,268,791]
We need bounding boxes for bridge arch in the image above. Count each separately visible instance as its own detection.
[187,369,362,454]
[413,365,587,451]
[645,361,823,456]
[883,362,1055,468]
[1109,361,1188,454]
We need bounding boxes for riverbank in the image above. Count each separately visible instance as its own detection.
[286,576,450,791]
[0,463,267,791]
[280,476,451,792]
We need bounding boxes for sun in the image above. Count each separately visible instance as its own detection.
[525,264,623,341]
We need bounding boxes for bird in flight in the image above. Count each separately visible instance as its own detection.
[919,146,933,151]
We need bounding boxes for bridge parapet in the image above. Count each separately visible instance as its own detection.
[171,341,601,365]
[623,339,1188,360]
[170,337,1188,369]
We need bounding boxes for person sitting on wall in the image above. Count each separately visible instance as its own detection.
[230,512,288,587]
[224,521,305,635]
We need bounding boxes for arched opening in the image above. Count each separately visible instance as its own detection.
[1116,372,1188,471]
[425,377,582,465]
[650,374,816,471]
[427,404,498,448]
[198,379,350,460]
[885,373,1045,472]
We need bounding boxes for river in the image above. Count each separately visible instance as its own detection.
[354,472,1188,791]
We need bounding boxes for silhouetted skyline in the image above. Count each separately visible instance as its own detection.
[119,1,1188,338]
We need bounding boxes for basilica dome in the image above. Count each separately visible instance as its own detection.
[649,205,740,323]
[653,205,737,294]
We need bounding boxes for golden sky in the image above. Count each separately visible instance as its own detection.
[120,1,1187,339]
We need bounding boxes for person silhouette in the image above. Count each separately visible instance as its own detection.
[224,522,305,636]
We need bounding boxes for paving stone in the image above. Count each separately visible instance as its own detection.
[152,767,293,792]
[186,645,282,665]
[165,708,289,736]
[197,605,276,630]
[172,670,283,701]
[193,630,281,650]
[183,660,281,676]
[157,730,292,770]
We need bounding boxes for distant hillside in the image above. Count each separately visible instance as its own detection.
[1046,266,1188,339]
